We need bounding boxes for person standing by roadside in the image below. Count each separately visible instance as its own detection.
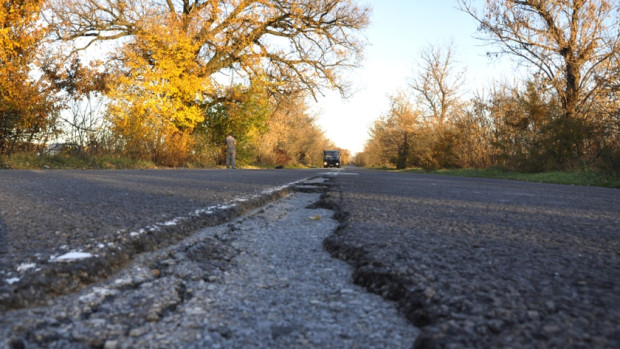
[225,132,237,169]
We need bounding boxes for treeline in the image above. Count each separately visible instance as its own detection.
[357,78,619,174]
[0,0,367,168]
[358,1,619,175]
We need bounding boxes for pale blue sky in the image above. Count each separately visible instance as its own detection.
[312,0,514,154]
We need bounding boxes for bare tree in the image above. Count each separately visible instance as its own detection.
[409,41,466,127]
[459,0,619,125]
[45,0,370,99]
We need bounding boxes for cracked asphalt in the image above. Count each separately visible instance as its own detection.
[1,167,619,348]
[322,168,619,348]
[1,190,419,348]
[0,169,326,311]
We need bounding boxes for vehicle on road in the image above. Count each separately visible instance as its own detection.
[323,150,341,168]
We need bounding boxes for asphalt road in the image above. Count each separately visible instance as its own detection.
[322,168,620,348]
[0,168,326,311]
[1,190,418,348]
[1,167,619,348]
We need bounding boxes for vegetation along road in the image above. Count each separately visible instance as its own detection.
[1,168,619,348]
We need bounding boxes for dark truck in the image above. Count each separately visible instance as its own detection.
[323,150,341,168]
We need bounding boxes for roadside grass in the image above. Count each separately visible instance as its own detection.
[384,167,620,188]
[0,153,313,170]
[0,152,156,170]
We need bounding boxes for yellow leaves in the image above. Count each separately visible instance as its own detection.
[1,0,43,28]
[290,2,304,18]
[0,0,45,60]
[0,0,56,155]
[0,0,46,104]
[106,11,211,164]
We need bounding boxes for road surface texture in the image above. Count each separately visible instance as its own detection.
[0,169,326,311]
[1,167,619,348]
[321,168,619,348]
[1,188,418,348]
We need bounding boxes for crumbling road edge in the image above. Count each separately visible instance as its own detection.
[1,176,326,313]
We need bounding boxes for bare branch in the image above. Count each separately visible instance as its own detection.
[458,0,619,120]
[47,0,369,97]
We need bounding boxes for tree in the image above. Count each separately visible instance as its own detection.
[0,0,59,154]
[46,0,370,99]
[387,92,418,169]
[257,94,334,167]
[479,79,564,171]
[459,0,620,167]
[106,19,207,165]
[363,117,393,167]
[363,92,419,169]
[45,0,368,164]
[409,41,466,127]
[586,51,619,174]
[41,57,111,153]
[409,42,467,168]
[197,77,272,166]
[451,99,494,169]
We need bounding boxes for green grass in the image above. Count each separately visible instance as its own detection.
[386,167,620,188]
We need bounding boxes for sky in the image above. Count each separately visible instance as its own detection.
[310,0,515,155]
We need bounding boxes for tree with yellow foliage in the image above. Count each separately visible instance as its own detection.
[363,92,420,169]
[46,0,368,164]
[106,16,208,165]
[0,0,58,154]
[47,0,368,97]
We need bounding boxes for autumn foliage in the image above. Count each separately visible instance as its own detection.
[105,16,207,166]
[0,0,59,154]
[1,1,618,174]
[359,1,619,174]
[30,0,365,167]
